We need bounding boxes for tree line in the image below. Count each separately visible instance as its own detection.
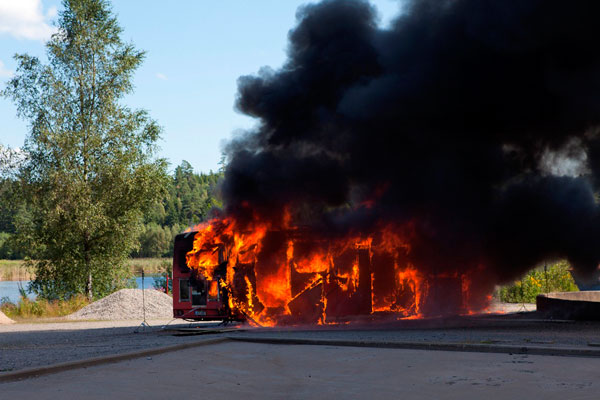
[133,161,222,258]
[0,162,222,260]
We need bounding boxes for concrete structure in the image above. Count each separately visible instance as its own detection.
[537,291,600,320]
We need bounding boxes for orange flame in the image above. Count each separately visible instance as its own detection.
[208,280,219,299]
[184,214,491,326]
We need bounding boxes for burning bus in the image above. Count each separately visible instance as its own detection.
[172,217,490,326]
[172,231,243,321]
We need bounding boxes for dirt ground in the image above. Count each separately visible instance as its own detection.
[2,341,599,400]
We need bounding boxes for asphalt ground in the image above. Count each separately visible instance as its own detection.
[1,311,600,377]
[2,341,599,400]
[0,319,220,373]
[236,315,600,350]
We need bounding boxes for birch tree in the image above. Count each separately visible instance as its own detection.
[2,0,167,299]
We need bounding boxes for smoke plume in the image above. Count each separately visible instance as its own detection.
[221,0,600,287]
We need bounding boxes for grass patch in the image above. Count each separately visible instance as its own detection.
[126,258,170,275]
[0,259,32,281]
[0,258,170,281]
[1,295,89,320]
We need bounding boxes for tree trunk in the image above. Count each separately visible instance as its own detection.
[87,271,93,301]
[84,232,92,300]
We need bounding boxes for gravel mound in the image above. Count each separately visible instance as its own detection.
[0,310,15,324]
[67,289,173,320]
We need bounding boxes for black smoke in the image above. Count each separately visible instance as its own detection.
[221,0,600,286]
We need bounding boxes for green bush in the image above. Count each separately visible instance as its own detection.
[0,295,89,319]
[132,224,183,258]
[499,260,578,303]
[0,232,24,259]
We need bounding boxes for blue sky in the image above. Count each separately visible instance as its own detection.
[0,0,401,173]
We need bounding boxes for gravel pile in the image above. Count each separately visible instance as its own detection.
[67,289,173,320]
[0,310,15,324]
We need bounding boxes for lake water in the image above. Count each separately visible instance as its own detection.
[0,276,160,304]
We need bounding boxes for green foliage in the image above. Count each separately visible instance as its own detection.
[156,161,223,227]
[0,160,224,263]
[135,223,170,258]
[0,176,29,260]
[133,223,181,258]
[0,177,21,233]
[0,232,24,259]
[1,0,167,300]
[132,161,223,258]
[498,261,579,303]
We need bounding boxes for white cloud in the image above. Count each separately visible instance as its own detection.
[155,72,168,81]
[0,59,13,78]
[0,0,57,41]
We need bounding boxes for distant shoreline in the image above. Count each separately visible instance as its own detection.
[0,258,170,282]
